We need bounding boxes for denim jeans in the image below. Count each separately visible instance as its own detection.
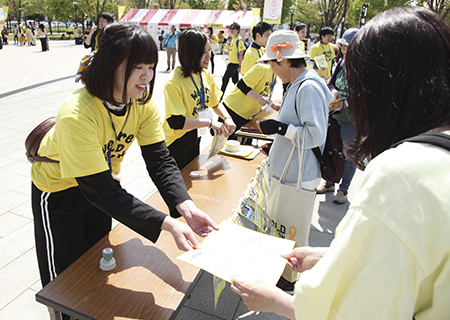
[339,121,357,191]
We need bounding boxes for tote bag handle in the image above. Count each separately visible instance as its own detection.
[279,130,306,191]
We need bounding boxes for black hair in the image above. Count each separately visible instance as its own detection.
[99,12,115,23]
[252,22,272,39]
[178,29,208,77]
[319,26,333,39]
[346,6,450,169]
[207,27,213,35]
[230,22,240,31]
[272,58,306,68]
[294,23,307,32]
[81,23,158,106]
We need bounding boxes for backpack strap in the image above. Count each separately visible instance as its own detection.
[291,79,323,162]
[164,32,175,46]
[236,38,241,60]
[392,132,450,152]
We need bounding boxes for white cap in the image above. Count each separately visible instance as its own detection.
[257,30,310,63]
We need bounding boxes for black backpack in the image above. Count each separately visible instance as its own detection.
[294,81,347,184]
[236,38,250,60]
[312,115,346,184]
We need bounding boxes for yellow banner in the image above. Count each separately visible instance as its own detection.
[252,8,261,27]
[263,0,283,24]
[208,23,223,28]
[0,6,8,21]
[118,6,126,20]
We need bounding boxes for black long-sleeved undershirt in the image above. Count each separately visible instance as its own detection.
[237,78,252,95]
[75,141,190,243]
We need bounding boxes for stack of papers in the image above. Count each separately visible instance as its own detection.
[219,145,260,160]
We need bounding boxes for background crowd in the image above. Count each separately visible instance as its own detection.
[6,5,449,320]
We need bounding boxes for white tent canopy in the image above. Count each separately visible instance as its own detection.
[121,8,254,48]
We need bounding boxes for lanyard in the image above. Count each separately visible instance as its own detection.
[190,73,206,110]
[320,42,329,56]
[102,101,118,170]
[269,73,276,98]
[251,42,261,57]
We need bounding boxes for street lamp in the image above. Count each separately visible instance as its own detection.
[289,6,296,30]
[73,2,78,26]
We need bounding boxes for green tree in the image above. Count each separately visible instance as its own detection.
[126,0,154,9]
[290,0,349,31]
[45,0,77,23]
[151,0,185,9]
[418,0,450,19]
[292,0,323,33]
[229,0,264,10]
[347,0,412,28]
[75,0,116,24]
[3,0,23,22]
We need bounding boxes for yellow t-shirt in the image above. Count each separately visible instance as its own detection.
[31,87,164,193]
[209,33,219,44]
[163,68,222,146]
[229,36,247,64]
[241,44,266,76]
[309,42,335,79]
[208,33,219,52]
[223,64,275,120]
[300,40,306,53]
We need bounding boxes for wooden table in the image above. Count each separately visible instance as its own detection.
[235,106,277,142]
[36,151,264,320]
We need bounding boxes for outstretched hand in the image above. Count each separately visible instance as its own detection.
[230,277,295,319]
[176,200,219,237]
[282,246,328,273]
[161,216,200,251]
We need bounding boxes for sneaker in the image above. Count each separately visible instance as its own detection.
[316,182,335,194]
[276,276,296,295]
[166,67,170,71]
[333,189,348,204]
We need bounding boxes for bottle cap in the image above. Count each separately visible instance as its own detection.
[100,248,116,271]
[102,248,113,262]
[190,171,201,178]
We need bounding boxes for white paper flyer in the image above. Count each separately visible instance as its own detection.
[177,219,295,285]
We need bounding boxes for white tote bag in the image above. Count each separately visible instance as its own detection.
[267,132,316,248]
[211,42,220,54]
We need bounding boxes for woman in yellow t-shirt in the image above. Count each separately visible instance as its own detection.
[30,24,218,306]
[294,23,308,53]
[163,29,236,169]
[206,27,219,74]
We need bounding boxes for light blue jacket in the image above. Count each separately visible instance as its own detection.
[163,30,180,48]
[268,70,333,190]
